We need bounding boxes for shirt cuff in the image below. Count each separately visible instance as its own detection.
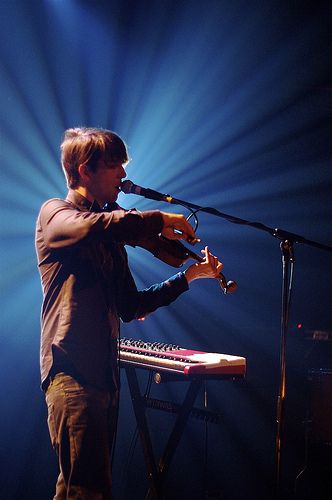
[164,271,189,295]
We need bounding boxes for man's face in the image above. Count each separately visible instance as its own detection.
[87,159,127,205]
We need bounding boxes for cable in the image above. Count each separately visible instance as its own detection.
[185,207,200,232]
[184,206,213,234]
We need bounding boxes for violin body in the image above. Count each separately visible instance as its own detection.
[102,202,198,268]
[133,235,196,268]
[103,198,236,294]
[103,203,237,294]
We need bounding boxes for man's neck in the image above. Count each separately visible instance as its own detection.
[75,187,94,203]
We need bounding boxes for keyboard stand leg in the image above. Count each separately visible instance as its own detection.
[155,378,202,488]
[125,366,161,499]
[125,366,203,500]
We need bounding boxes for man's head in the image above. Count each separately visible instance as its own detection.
[61,127,129,204]
[61,127,129,188]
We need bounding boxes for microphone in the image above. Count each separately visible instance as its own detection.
[121,179,174,203]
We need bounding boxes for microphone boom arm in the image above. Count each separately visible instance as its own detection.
[121,180,332,252]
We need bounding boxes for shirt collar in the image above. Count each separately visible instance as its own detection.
[66,190,102,212]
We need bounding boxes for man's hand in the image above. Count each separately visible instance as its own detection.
[184,246,223,283]
[160,212,199,244]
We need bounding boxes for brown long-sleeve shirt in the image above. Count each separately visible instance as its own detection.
[35,190,189,390]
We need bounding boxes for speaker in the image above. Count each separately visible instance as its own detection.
[308,369,332,443]
[295,369,332,499]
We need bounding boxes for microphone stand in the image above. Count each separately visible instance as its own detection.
[125,187,332,498]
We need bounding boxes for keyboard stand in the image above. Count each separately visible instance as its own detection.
[124,366,203,500]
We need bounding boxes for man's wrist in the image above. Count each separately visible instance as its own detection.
[184,265,197,284]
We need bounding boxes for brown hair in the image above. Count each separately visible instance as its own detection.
[61,127,129,188]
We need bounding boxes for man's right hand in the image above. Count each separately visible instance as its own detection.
[160,212,199,244]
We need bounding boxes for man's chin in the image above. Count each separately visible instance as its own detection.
[107,192,118,203]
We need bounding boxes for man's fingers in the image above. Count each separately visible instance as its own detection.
[200,246,223,274]
[161,212,199,243]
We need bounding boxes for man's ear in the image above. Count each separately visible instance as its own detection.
[78,163,91,184]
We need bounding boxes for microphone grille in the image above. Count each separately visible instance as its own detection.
[121,180,133,194]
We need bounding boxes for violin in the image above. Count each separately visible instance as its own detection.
[135,235,237,294]
[103,202,237,294]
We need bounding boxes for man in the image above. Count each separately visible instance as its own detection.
[35,127,223,499]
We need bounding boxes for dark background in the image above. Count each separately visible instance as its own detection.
[1,1,331,499]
